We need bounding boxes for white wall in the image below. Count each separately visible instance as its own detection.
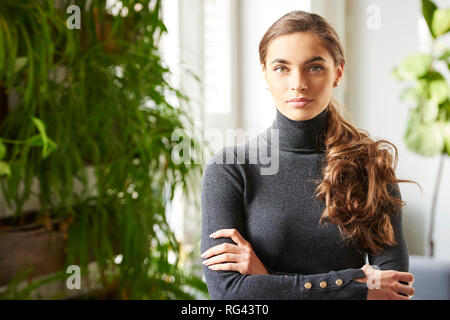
[345,0,450,260]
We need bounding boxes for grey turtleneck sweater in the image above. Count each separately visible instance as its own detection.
[200,106,409,300]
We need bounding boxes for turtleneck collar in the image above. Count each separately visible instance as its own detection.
[271,106,328,153]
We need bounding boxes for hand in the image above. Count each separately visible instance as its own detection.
[354,264,415,300]
[201,228,269,275]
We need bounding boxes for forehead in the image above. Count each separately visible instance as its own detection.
[266,31,333,63]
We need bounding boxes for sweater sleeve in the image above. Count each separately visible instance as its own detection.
[200,147,368,300]
[368,183,409,272]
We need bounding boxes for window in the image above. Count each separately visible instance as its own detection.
[203,0,235,114]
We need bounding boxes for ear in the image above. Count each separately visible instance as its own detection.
[334,61,345,87]
[262,63,268,82]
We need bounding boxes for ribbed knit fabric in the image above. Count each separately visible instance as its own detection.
[200,106,409,300]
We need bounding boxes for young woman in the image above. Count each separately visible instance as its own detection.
[200,10,417,300]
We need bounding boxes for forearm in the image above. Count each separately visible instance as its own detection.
[202,261,368,300]
[202,235,368,300]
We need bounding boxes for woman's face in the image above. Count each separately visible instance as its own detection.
[262,31,344,121]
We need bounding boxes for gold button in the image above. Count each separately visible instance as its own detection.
[304,282,312,290]
[335,279,343,286]
[320,281,327,288]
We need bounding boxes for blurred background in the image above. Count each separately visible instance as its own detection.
[0,0,449,300]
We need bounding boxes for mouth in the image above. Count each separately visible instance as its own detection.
[287,97,314,108]
[287,97,313,103]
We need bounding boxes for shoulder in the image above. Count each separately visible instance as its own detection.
[202,145,246,198]
[202,128,271,180]
[202,145,244,181]
[203,130,262,169]
[204,145,238,166]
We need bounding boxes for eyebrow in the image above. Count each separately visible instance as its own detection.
[270,56,326,65]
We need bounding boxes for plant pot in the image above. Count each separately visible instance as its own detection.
[0,211,67,287]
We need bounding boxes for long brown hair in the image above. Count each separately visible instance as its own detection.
[259,10,421,255]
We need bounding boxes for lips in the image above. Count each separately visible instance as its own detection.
[287,97,313,108]
[287,97,313,103]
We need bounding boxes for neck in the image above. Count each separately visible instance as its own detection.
[271,107,328,153]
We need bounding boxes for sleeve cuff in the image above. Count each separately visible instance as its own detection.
[299,268,368,299]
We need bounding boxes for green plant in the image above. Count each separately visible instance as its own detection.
[0,266,68,300]
[391,0,450,257]
[0,0,208,299]
[0,117,55,178]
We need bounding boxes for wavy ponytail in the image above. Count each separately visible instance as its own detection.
[314,99,420,254]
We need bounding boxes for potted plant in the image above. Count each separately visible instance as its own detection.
[0,0,207,299]
[392,0,450,257]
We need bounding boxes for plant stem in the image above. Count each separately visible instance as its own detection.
[0,138,28,144]
[428,152,445,257]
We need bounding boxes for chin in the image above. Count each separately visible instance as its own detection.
[286,108,315,121]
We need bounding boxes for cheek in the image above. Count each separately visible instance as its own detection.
[311,76,334,94]
[272,76,290,92]
[268,79,286,96]
[311,73,333,85]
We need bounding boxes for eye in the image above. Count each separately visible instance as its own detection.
[274,66,287,73]
[309,65,324,72]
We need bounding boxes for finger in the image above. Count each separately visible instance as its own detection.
[201,243,240,259]
[203,253,241,266]
[208,262,242,273]
[210,229,250,247]
[397,271,414,283]
[397,283,415,297]
[393,292,410,300]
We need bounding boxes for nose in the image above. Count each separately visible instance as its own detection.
[290,70,307,92]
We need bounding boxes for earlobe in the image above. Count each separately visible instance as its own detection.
[334,63,344,87]
[337,61,344,78]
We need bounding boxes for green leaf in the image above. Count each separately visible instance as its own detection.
[400,86,424,104]
[438,49,450,63]
[418,72,448,101]
[31,116,47,138]
[13,56,27,73]
[417,79,430,97]
[429,79,449,104]
[442,99,450,120]
[0,161,11,177]
[27,134,43,147]
[392,53,431,81]
[405,118,444,156]
[438,49,450,70]
[0,141,6,160]
[421,70,445,81]
[439,49,450,59]
[422,0,438,38]
[42,138,57,158]
[432,9,450,37]
[443,122,450,155]
[31,116,49,147]
[421,99,439,122]
[30,117,57,158]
